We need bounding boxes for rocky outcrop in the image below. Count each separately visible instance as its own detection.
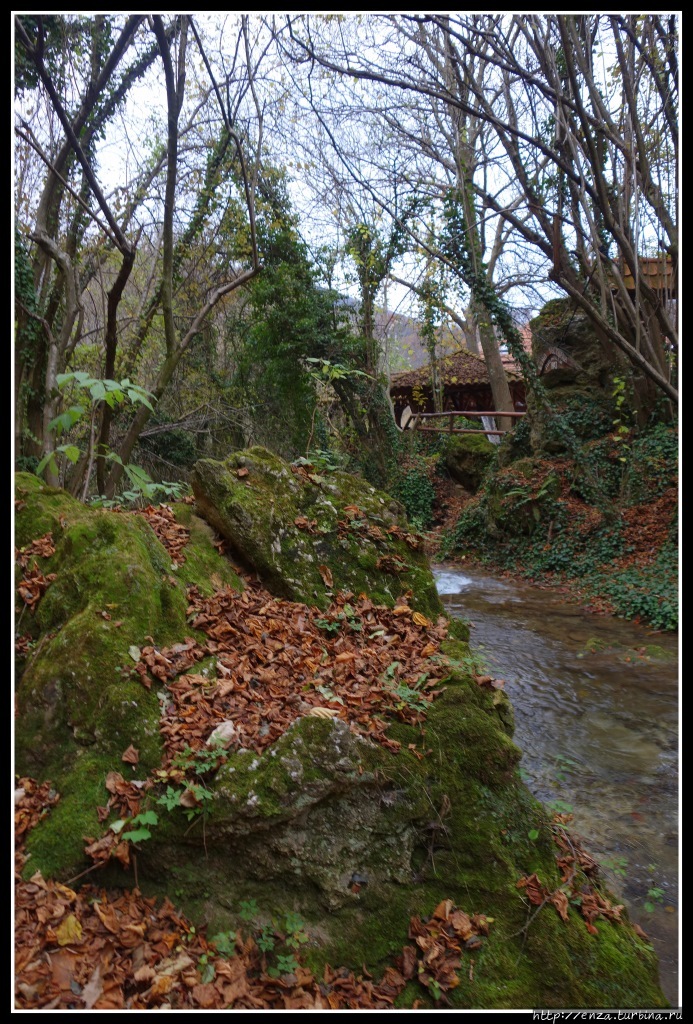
[191,447,442,619]
[443,433,496,493]
[524,299,627,458]
[14,468,667,1009]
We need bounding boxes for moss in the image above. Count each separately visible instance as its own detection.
[445,618,471,643]
[171,506,244,595]
[23,749,120,881]
[14,475,245,877]
[444,433,496,493]
[191,448,443,619]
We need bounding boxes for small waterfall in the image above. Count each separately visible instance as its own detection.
[481,415,501,443]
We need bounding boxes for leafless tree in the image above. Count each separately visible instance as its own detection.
[278,14,678,407]
[15,14,262,497]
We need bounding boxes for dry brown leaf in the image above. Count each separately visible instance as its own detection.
[148,974,174,998]
[306,707,340,719]
[134,965,156,984]
[551,890,570,922]
[318,565,333,587]
[81,964,104,1009]
[192,982,218,1007]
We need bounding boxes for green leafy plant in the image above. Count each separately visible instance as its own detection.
[268,954,299,978]
[197,953,216,984]
[315,616,342,635]
[209,930,237,956]
[256,924,276,954]
[171,743,227,776]
[239,899,259,923]
[546,798,574,816]
[643,887,665,914]
[610,374,632,460]
[428,978,443,1002]
[154,744,226,822]
[36,372,155,489]
[393,467,436,531]
[232,903,310,978]
[387,674,430,714]
[283,912,309,951]
[601,855,628,880]
[553,754,579,783]
[111,809,159,845]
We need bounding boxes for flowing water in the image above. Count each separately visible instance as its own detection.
[434,566,680,1007]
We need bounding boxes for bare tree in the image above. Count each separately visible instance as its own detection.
[279,14,678,406]
[15,14,262,497]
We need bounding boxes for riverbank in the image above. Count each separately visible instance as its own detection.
[432,564,680,1006]
[425,468,678,634]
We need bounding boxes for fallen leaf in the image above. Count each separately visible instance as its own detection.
[81,964,103,1009]
[551,890,570,922]
[206,721,237,747]
[55,913,83,946]
[134,965,156,984]
[318,565,333,587]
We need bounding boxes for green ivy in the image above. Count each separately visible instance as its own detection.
[392,468,436,531]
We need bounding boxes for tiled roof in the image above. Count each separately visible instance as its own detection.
[390,348,523,392]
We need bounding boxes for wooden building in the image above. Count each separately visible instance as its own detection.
[390,349,526,429]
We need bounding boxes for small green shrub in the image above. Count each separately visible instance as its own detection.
[392,469,436,531]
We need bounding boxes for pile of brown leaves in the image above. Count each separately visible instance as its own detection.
[516,818,633,939]
[134,582,449,763]
[135,505,190,565]
[15,783,488,1010]
[397,900,491,1002]
[15,532,57,612]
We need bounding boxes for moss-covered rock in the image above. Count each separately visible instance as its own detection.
[129,649,665,1009]
[443,433,496,493]
[14,472,667,1008]
[192,447,442,619]
[14,473,242,877]
[530,298,618,388]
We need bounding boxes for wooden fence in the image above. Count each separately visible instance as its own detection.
[408,410,526,436]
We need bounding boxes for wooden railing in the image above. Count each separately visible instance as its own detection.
[409,410,526,436]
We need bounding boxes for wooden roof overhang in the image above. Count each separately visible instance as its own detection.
[390,349,525,426]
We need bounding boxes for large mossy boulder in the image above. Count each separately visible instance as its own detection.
[524,299,623,457]
[127,644,664,1010]
[14,471,667,1009]
[14,473,243,876]
[443,433,496,493]
[191,446,442,619]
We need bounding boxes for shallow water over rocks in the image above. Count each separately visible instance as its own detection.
[434,565,680,1007]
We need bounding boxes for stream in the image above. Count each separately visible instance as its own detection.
[433,565,680,1007]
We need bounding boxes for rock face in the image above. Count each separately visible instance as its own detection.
[443,434,496,493]
[530,298,617,389]
[14,469,667,1009]
[523,299,622,457]
[14,473,243,877]
[192,447,442,619]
